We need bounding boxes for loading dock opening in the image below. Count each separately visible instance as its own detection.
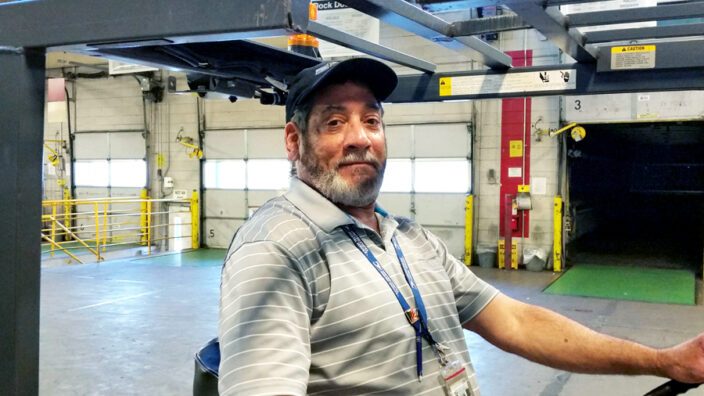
[565,121,704,276]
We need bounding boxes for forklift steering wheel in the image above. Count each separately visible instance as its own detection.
[644,380,702,396]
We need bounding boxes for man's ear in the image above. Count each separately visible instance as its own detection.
[285,121,301,162]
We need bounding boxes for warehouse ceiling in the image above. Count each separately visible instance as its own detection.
[3,0,704,102]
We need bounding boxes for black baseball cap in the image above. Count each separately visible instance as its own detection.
[285,57,398,122]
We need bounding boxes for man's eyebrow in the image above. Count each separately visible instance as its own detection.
[319,104,345,114]
[318,102,381,114]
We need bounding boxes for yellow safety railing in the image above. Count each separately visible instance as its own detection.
[41,190,200,263]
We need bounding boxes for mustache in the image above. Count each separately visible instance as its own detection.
[335,152,382,170]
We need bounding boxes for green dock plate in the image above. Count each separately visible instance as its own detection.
[544,265,695,305]
[131,248,227,267]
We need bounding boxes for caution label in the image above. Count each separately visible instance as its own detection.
[611,45,655,70]
[439,77,452,96]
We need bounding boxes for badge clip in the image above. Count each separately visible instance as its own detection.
[404,308,419,324]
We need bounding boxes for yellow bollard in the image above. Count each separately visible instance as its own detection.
[498,239,517,269]
[553,196,563,272]
[140,189,148,246]
[464,195,473,266]
[191,190,199,250]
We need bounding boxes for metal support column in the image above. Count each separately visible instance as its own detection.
[0,47,46,396]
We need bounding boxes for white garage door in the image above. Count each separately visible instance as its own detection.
[72,131,147,242]
[202,123,472,259]
[202,128,288,248]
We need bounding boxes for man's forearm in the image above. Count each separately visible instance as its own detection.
[465,294,665,377]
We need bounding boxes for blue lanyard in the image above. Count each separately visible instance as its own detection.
[342,225,440,381]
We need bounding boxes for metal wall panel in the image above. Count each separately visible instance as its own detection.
[563,93,636,123]
[248,190,285,208]
[109,187,144,197]
[74,187,141,197]
[74,186,110,198]
[247,128,286,159]
[565,91,704,123]
[110,132,146,159]
[204,218,245,249]
[203,129,246,159]
[114,188,144,245]
[73,187,109,240]
[639,92,704,119]
[203,190,247,218]
[415,123,469,158]
[110,188,144,244]
[377,193,412,218]
[385,125,413,158]
[74,133,109,159]
[415,193,466,226]
[72,187,145,242]
[425,226,465,260]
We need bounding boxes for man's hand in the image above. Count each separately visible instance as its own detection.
[657,332,704,383]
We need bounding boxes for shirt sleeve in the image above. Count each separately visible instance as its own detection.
[218,240,312,396]
[421,228,500,324]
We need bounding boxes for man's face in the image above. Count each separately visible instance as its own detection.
[290,82,387,207]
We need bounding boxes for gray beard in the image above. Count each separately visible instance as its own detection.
[299,140,385,207]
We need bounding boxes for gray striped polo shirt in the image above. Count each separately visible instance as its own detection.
[219,177,499,395]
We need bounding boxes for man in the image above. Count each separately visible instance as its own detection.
[219,58,704,395]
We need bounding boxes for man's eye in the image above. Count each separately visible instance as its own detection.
[366,118,381,126]
[327,120,341,127]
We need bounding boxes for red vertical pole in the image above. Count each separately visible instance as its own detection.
[499,50,532,240]
[504,194,513,270]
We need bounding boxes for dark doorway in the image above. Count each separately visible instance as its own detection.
[565,122,704,275]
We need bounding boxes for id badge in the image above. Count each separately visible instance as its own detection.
[440,360,475,396]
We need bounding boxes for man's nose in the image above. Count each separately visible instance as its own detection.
[343,118,372,151]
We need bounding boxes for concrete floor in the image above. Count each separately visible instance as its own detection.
[40,256,704,396]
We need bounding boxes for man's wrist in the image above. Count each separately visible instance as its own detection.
[654,347,673,378]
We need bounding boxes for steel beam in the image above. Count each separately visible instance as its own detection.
[0,48,45,396]
[505,3,597,62]
[544,0,647,5]
[386,63,704,103]
[567,3,704,27]
[336,0,513,68]
[419,0,487,13]
[306,21,436,73]
[0,0,308,49]
[418,0,631,9]
[586,23,704,44]
[450,15,531,35]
